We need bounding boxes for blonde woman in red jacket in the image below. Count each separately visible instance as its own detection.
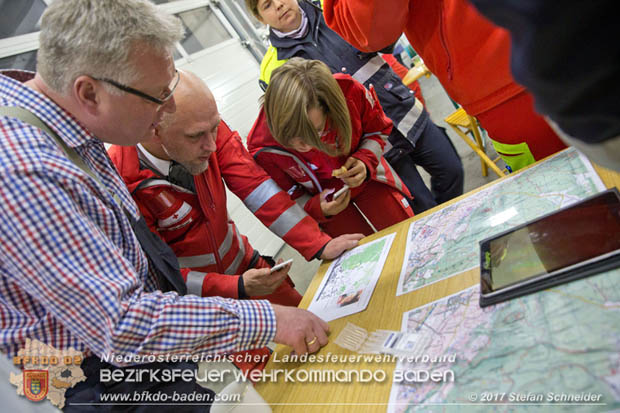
[247,58,414,237]
[323,0,567,171]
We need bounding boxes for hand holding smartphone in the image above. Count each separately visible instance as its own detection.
[270,258,293,273]
[325,185,349,202]
[333,185,349,200]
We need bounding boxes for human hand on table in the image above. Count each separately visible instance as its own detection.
[320,233,365,260]
[272,304,330,355]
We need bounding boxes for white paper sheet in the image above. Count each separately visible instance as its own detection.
[308,233,396,322]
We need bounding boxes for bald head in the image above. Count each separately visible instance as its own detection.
[158,70,216,131]
[143,70,222,175]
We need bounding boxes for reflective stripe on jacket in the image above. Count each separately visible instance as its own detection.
[109,121,332,298]
[247,74,411,223]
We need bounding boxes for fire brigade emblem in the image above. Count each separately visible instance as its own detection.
[24,370,49,402]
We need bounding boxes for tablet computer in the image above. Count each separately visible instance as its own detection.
[479,188,620,307]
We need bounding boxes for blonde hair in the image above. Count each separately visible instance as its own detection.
[263,58,352,156]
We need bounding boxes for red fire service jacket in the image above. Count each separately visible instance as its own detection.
[247,74,411,223]
[110,122,335,372]
[110,122,332,300]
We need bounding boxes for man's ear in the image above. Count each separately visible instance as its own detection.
[140,126,170,159]
[73,75,101,115]
[150,124,165,145]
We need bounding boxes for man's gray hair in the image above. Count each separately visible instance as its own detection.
[38,0,184,94]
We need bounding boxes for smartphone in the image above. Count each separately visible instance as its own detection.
[479,188,620,307]
[326,185,349,202]
[333,185,349,199]
[270,258,293,273]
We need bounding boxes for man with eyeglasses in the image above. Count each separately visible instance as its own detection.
[0,0,333,410]
[94,69,181,107]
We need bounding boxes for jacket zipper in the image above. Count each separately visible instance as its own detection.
[196,178,224,272]
[312,11,319,47]
[438,1,454,80]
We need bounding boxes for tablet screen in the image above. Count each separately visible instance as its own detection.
[482,190,620,292]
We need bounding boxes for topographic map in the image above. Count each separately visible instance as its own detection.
[309,233,395,321]
[388,270,620,412]
[397,149,606,295]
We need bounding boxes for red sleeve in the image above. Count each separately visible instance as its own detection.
[323,0,409,52]
[346,79,393,179]
[218,122,333,258]
[184,271,240,298]
[252,149,330,224]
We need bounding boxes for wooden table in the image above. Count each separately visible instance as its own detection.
[256,156,619,412]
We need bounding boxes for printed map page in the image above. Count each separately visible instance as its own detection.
[388,269,620,412]
[308,233,395,321]
[397,148,606,296]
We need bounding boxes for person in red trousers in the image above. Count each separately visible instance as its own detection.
[322,0,568,171]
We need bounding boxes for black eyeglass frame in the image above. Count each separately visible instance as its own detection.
[94,69,180,105]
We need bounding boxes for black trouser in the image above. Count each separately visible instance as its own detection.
[64,357,214,412]
[388,122,464,214]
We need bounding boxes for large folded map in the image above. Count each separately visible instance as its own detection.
[397,148,606,296]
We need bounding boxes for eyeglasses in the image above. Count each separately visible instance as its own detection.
[94,69,180,106]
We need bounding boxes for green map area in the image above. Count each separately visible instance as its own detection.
[389,269,620,412]
[310,234,395,321]
[397,149,606,295]
[318,237,389,299]
[341,240,384,271]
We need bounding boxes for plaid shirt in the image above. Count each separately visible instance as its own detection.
[0,71,276,364]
